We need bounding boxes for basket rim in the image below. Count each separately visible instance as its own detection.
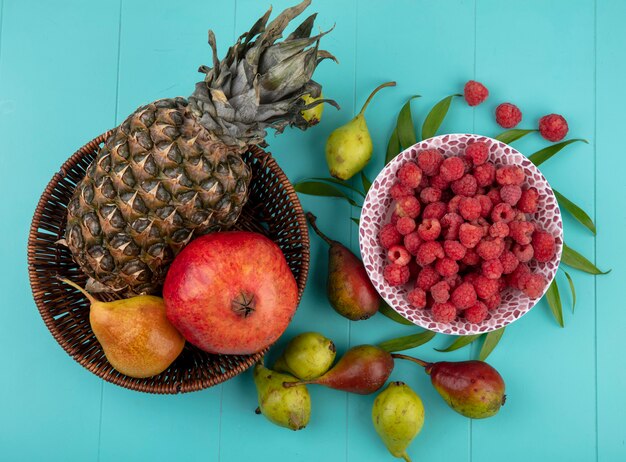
[27,131,310,394]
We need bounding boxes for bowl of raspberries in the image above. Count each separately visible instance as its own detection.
[359,134,563,335]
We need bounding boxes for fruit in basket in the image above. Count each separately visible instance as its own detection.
[64,0,337,296]
[372,382,425,462]
[163,231,298,355]
[274,332,336,380]
[326,81,396,180]
[393,354,506,419]
[284,345,393,394]
[306,213,381,320]
[57,277,184,378]
[254,363,311,431]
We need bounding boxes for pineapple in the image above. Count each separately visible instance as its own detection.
[65,0,335,295]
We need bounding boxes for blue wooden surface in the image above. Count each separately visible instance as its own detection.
[0,0,624,460]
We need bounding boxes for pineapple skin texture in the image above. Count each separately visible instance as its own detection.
[66,97,251,296]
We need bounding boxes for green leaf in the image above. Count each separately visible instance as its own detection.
[294,181,360,207]
[397,96,420,148]
[378,330,437,353]
[529,139,588,166]
[435,334,481,353]
[351,217,360,226]
[561,243,610,275]
[379,302,414,326]
[494,129,537,144]
[306,177,366,198]
[478,328,505,361]
[421,94,461,141]
[361,172,372,194]
[386,127,401,164]
[545,279,564,327]
[553,189,596,235]
[561,269,577,312]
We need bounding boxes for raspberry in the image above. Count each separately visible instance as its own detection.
[476,194,493,218]
[489,221,510,238]
[440,157,465,182]
[495,103,522,128]
[517,187,539,214]
[461,156,473,174]
[482,258,504,280]
[463,271,480,286]
[451,282,477,310]
[512,243,534,263]
[419,187,442,204]
[460,241,481,262]
[407,288,427,309]
[379,223,402,249]
[507,263,530,289]
[451,173,478,197]
[388,245,411,266]
[395,195,421,218]
[475,217,491,237]
[459,223,483,248]
[429,173,450,190]
[483,292,501,311]
[447,195,462,213]
[444,240,467,261]
[509,220,535,245]
[383,263,410,286]
[532,230,556,262]
[445,274,463,290]
[417,149,444,176]
[539,113,568,142]
[390,212,401,225]
[441,212,464,240]
[464,302,489,323]
[418,218,442,241]
[487,187,502,205]
[497,277,508,292]
[416,266,441,290]
[476,237,505,260]
[491,202,515,223]
[396,216,417,235]
[465,142,489,166]
[397,162,423,188]
[403,232,422,255]
[431,280,451,303]
[390,182,414,200]
[464,80,489,106]
[435,258,459,278]
[459,197,482,220]
[496,166,525,186]
[500,185,522,206]
[499,250,520,274]
[432,302,457,323]
[422,201,447,220]
[473,275,499,299]
[520,273,548,298]
[473,162,496,187]
[416,241,445,266]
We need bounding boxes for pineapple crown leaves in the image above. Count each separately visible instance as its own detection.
[188,0,339,149]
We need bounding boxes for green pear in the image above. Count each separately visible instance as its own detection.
[253,363,311,431]
[326,81,396,180]
[274,332,336,380]
[372,382,425,462]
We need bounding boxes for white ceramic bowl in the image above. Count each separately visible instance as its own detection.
[359,134,563,335]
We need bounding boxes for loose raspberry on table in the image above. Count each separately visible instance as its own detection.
[416,241,445,266]
[444,240,467,260]
[388,245,411,266]
[459,223,483,248]
[440,157,465,182]
[517,187,539,214]
[512,243,534,263]
[464,80,489,106]
[507,263,530,289]
[473,162,496,187]
[396,216,417,235]
[451,173,478,197]
[403,232,422,255]
[395,195,421,218]
[379,223,402,249]
[416,265,441,290]
[431,280,451,303]
[487,187,502,205]
[509,220,535,245]
[418,218,442,241]
[397,161,423,188]
[520,273,548,299]
[464,301,489,323]
[496,165,525,186]
[407,287,427,309]
[483,292,501,311]
[532,230,556,262]
[495,103,522,128]
[435,257,459,278]
[465,141,489,166]
[461,248,481,266]
[420,186,443,204]
[489,221,510,238]
[432,302,457,322]
[390,182,414,200]
[451,282,477,310]
[476,194,493,218]
[417,149,444,176]
[429,173,450,190]
[482,258,504,280]
[473,275,499,299]
[441,212,464,240]
[500,184,522,206]
[476,237,505,260]
[491,202,515,223]
[499,250,520,274]
[459,196,482,220]
[539,113,569,142]
[383,263,410,286]
[422,201,447,220]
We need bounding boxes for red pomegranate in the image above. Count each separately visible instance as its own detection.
[163,231,298,355]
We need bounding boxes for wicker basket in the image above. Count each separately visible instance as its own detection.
[27,131,310,394]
